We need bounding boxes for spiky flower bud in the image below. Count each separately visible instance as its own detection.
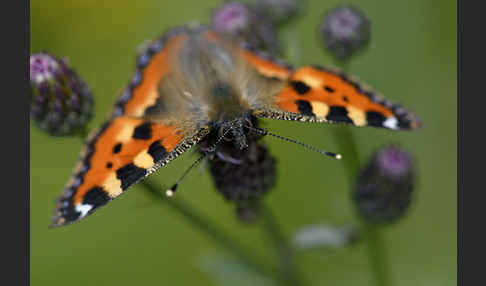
[320,4,371,60]
[353,145,415,224]
[254,0,301,24]
[30,52,93,136]
[211,1,278,52]
[208,139,276,202]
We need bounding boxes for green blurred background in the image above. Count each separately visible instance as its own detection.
[30,0,456,285]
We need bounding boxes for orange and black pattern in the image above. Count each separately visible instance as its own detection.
[256,66,420,130]
[51,117,205,227]
[52,27,207,227]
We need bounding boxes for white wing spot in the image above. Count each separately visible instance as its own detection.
[75,204,93,218]
[383,117,399,130]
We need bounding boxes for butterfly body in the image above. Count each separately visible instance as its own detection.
[51,25,420,227]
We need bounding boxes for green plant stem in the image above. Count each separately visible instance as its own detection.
[141,180,278,280]
[331,60,390,286]
[363,223,390,286]
[332,128,390,286]
[260,203,306,286]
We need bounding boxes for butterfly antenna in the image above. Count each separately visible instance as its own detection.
[245,126,342,160]
[165,153,206,197]
[165,127,234,197]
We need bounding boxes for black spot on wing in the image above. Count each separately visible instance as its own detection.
[132,122,152,140]
[326,106,353,124]
[52,121,114,226]
[60,208,81,223]
[82,186,111,207]
[366,111,387,127]
[106,162,113,169]
[148,141,168,162]
[324,85,335,93]
[295,100,315,116]
[398,119,412,129]
[290,81,311,95]
[113,143,122,154]
[116,163,147,190]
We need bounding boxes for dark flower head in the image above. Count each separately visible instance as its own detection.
[320,4,371,60]
[200,115,275,201]
[200,115,275,222]
[254,0,302,24]
[353,145,415,225]
[211,1,279,52]
[30,52,93,136]
[206,138,276,202]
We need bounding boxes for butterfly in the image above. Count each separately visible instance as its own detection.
[51,25,420,227]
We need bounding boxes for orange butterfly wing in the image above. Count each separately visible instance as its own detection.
[52,27,210,227]
[252,66,421,130]
[238,47,292,80]
[112,27,188,118]
[52,116,208,227]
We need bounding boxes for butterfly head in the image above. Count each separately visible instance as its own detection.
[198,111,259,156]
[214,113,258,151]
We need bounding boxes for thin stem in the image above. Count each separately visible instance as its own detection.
[331,60,391,286]
[141,180,278,280]
[260,202,307,286]
[363,223,391,286]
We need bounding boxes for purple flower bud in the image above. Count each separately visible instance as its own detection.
[30,52,93,136]
[37,82,50,99]
[320,4,371,60]
[254,0,301,24]
[68,96,81,112]
[52,98,65,114]
[47,112,63,130]
[212,2,252,35]
[376,147,412,179]
[34,90,48,105]
[211,1,279,52]
[30,53,60,83]
[353,145,415,224]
